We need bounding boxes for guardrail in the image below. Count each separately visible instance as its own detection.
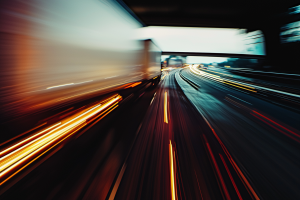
[179,70,200,90]
[189,66,300,111]
[227,68,300,82]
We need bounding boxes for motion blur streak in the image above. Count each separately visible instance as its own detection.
[190,65,257,92]
[204,120,260,200]
[203,135,231,200]
[124,82,142,89]
[162,74,167,80]
[190,65,300,99]
[169,140,177,200]
[0,94,122,185]
[0,122,47,147]
[223,81,257,93]
[150,93,156,105]
[0,122,62,157]
[252,110,300,138]
[164,92,168,124]
[219,154,243,200]
[0,0,163,120]
[251,111,300,143]
[229,157,260,200]
[47,83,75,90]
[108,164,127,200]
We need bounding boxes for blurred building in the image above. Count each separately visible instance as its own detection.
[162,55,187,68]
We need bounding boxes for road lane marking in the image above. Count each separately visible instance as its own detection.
[108,164,127,200]
[150,92,156,105]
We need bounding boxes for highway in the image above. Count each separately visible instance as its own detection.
[177,67,300,199]
[114,69,257,200]
[1,0,299,199]
[1,68,300,199]
[114,67,300,200]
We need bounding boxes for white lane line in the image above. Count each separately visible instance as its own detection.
[150,93,156,105]
[108,164,127,200]
[192,66,300,98]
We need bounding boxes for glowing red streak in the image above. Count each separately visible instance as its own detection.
[251,113,300,143]
[219,154,243,200]
[202,118,260,200]
[204,135,231,200]
[252,110,300,138]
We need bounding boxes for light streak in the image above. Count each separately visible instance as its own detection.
[194,170,204,200]
[169,140,176,200]
[0,94,122,184]
[46,83,74,89]
[204,135,231,200]
[223,81,257,92]
[108,164,127,200]
[229,156,260,200]
[251,110,300,143]
[76,80,93,84]
[124,82,142,89]
[203,119,260,200]
[190,65,257,92]
[105,76,118,79]
[164,92,168,124]
[224,80,255,90]
[191,65,300,98]
[0,122,62,157]
[186,85,260,200]
[0,122,47,148]
[252,110,300,137]
[205,69,233,77]
[219,154,243,200]
[150,93,156,105]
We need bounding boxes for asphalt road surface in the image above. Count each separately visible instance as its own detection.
[1,68,300,200]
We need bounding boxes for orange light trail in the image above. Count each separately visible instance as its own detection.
[0,122,47,148]
[164,92,168,124]
[223,81,256,93]
[0,94,122,185]
[124,82,142,89]
[0,122,62,157]
[169,140,177,200]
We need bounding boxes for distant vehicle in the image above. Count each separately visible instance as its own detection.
[0,0,161,119]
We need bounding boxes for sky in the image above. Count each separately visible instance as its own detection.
[186,56,228,64]
[137,26,265,56]
[161,55,228,64]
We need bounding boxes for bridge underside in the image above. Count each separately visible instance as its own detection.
[121,0,300,71]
